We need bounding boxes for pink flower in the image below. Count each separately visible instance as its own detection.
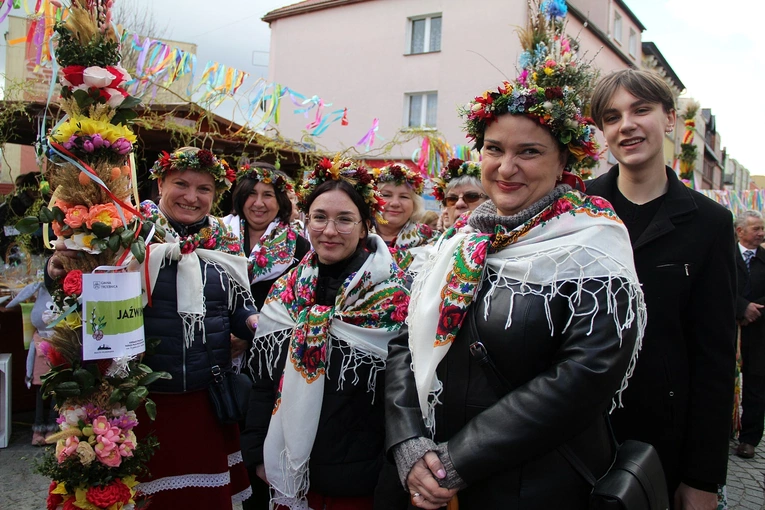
[256,255,268,268]
[287,230,296,241]
[92,416,111,435]
[104,65,131,88]
[55,436,79,463]
[95,445,122,467]
[203,237,216,249]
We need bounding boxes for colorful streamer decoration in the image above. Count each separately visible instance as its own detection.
[412,135,453,177]
[356,118,379,151]
[698,189,765,219]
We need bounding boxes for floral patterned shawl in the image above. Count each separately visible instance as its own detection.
[386,220,437,277]
[407,191,646,433]
[251,234,408,508]
[222,215,300,284]
[139,201,251,348]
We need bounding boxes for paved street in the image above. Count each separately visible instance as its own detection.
[1,410,764,509]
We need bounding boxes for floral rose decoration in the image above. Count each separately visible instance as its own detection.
[62,270,84,296]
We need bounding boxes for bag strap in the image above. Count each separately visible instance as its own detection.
[466,306,606,489]
[203,339,224,383]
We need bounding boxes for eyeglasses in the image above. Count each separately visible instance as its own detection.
[307,214,362,235]
[444,192,488,206]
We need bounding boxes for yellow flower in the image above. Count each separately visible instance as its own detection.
[52,481,69,495]
[63,311,82,330]
[544,67,554,76]
[51,116,137,144]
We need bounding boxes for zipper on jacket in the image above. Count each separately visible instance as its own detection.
[684,264,689,276]
[656,263,691,277]
[182,338,187,392]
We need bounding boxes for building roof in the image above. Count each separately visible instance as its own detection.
[642,41,685,91]
[262,0,371,23]
[615,0,646,31]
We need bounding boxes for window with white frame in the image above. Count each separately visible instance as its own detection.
[629,28,637,57]
[614,12,622,43]
[408,14,442,54]
[406,92,438,128]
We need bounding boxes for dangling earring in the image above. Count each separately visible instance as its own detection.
[666,126,674,134]
[556,174,563,182]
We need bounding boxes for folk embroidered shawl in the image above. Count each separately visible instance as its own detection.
[140,201,251,348]
[386,220,437,276]
[252,234,408,508]
[408,191,646,432]
[222,215,300,284]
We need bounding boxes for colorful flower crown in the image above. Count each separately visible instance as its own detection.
[298,156,384,216]
[460,82,600,171]
[431,158,482,202]
[237,163,293,194]
[373,164,425,195]
[150,148,236,191]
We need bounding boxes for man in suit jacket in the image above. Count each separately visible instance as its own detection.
[734,210,765,458]
[587,69,737,510]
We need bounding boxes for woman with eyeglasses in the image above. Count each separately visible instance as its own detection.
[385,81,645,509]
[240,157,409,510]
[432,159,489,230]
[373,164,437,279]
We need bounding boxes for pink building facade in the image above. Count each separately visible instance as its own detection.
[263,0,645,175]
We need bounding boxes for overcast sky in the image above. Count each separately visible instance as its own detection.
[1,0,761,174]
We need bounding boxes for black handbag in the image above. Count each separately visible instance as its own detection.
[466,310,670,510]
[204,338,252,424]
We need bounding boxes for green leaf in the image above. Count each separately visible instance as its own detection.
[120,227,135,248]
[90,221,113,239]
[137,363,153,374]
[133,386,149,399]
[119,96,141,109]
[54,381,82,398]
[39,207,54,223]
[72,368,95,389]
[107,234,121,252]
[130,238,146,263]
[15,216,41,234]
[51,206,66,223]
[72,89,94,109]
[145,398,157,420]
[111,109,138,126]
[125,391,142,411]
[108,388,124,404]
[136,371,166,387]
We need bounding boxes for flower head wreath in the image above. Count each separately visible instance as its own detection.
[459,0,601,175]
[431,158,482,202]
[150,147,236,191]
[237,163,293,194]
[299,155,384,217]
[373,164,425,195]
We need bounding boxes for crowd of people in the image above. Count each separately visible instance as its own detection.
[39,67,743,510]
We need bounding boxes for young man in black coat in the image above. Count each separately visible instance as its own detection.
[586,69,737,510]
[734,210,765,459]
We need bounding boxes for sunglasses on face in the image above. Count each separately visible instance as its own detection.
[443,192,488,207]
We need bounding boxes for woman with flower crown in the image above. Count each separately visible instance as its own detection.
[221,162,310,510]
[373,164,437,279]
[223,162,311,310]
[240,156,409,510]
[432,159,488,230]
[129,147,257,507]
[383,6,648,505]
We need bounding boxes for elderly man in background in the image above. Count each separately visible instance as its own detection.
[735,210,765,459]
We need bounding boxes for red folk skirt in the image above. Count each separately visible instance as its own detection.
[134,390,251,509]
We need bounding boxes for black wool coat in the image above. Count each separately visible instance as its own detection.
[586,165,737,493]
[736,246,765,376]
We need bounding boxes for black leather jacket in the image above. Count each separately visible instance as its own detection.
[385,275,639,509]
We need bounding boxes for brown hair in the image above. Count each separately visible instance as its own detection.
[590,69,676,130]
